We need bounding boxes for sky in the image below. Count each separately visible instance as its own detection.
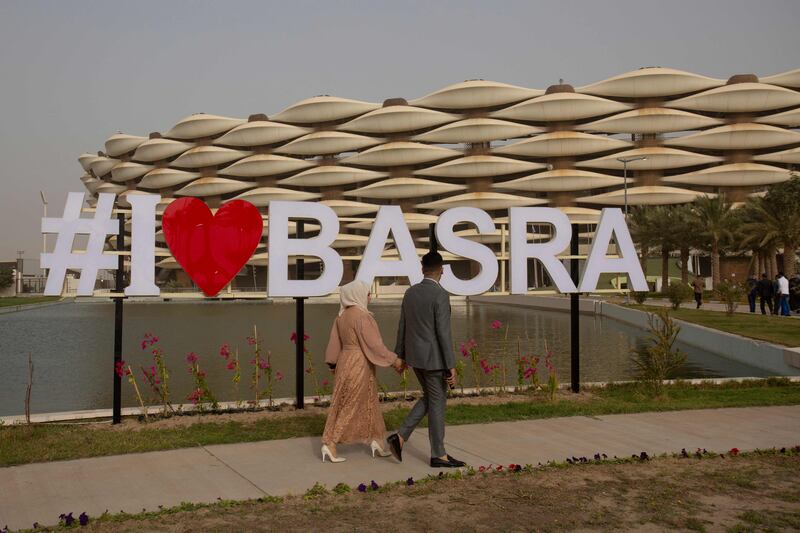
[1,0,798,266]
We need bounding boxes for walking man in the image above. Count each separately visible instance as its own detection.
[777,272,790,316]
[757,273,774,315]
[692,274,705,309]
[387,251,465,468]
[746,274,758,313]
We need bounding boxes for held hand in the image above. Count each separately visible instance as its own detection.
[445,368,456,387]
[391,358,406,373]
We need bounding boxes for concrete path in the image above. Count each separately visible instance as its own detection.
[638,297,800,318]
[2,405,799,530]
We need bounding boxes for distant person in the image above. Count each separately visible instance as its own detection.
[320,280,405,463]
[773,275,782,315]
[692,275,705,309]
[757,273,774,315]
[777,272,790,316]
[746,274,758,313]
[790,273,800,314]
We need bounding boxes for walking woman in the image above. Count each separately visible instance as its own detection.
[321,280,404,462]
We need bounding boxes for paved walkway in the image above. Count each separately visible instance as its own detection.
[2,405,799,530]
[638,297,800,317]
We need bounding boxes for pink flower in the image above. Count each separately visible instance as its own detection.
[490,320,503,330]
[524,367,535,379]
[459,343,469,357]
[226,360,236,370]
[140,340,147,350]
[246,336,256,346]
[259,360,270,370]
[468,339,477,349]
[186,352,198,364]
[276,372,284,381]
[322,379,329,387]
[219,344,231,360]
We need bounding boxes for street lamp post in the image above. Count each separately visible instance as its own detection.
[40,191,48,277]
[615,155,647,302]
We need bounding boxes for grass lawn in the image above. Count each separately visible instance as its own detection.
[0,296,60,308]
[28,451,800,532]
[632,304,800,347]
[2,379,798,467]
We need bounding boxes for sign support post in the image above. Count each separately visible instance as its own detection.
[570,223,580,393]
[112,213,125,424]
[294,220,305,409]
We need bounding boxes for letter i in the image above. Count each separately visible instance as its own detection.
[125,194,161,296]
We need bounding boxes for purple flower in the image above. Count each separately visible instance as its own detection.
[370,480,379,491]
[79,512,89,526]
[406,477,414,486]
[357,483,367,493]
[59,513,75,526]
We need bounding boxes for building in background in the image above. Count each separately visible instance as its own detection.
[75,66,800,292]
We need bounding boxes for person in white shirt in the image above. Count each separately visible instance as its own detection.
[777,272,790,316]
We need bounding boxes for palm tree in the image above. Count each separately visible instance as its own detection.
[692,195,734,287]
[672,204,702,283]
[742,179,800,278]
[629,206,654,278]
[647,206,680,292]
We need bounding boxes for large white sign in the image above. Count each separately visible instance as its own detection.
[41,194,647,296]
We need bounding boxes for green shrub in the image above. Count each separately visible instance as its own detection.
[632,291,648,304]
[665,282,693,310]
[0,267,12,290]
[631,309,687,395]
[715,281,746,316]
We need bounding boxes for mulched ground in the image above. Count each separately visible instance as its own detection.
[73,452,799,532]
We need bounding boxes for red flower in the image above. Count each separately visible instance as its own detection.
[478,466,487,473]
[186,352,198,364]
[276,372,284,381]
[114,360,126,378]
[490,320,503,330]
[290,331,310,344]
[226,360,236,370]
[258,360,270,370]
[496,465,503,472]
[219,344,231,360]
[729,447,739,456]
[246,336,256,346]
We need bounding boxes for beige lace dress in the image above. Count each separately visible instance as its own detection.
[322,306,398,446]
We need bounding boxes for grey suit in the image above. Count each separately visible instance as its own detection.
[395,278,454,458]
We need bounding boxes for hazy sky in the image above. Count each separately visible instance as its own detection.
[1,0,798,265]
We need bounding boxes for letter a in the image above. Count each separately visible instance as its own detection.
[579,208,647,292]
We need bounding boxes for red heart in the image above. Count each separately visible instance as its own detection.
[162,198,263,296]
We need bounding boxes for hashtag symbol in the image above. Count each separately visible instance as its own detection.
[41,192,120,296]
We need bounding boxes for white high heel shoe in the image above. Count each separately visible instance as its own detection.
[321,444,346,463]
[370,440,392,458]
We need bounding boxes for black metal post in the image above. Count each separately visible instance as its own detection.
[294,220,305,409]
[428,222,438,253]
[570,223,580,393]
[113,213,125,424]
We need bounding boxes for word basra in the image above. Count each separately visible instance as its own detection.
[42,193,647,297]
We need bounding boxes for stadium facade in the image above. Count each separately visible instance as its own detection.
[76,66,800,290]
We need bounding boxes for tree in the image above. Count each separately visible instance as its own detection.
[629,206,654,277]
[672,204,702,283]
[692,195,734,287]
[760,175,800,277]
[647,206,680,292]
[0,267,13,290]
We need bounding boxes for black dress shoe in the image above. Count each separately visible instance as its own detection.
[430,455,466,468]
[446,455,466,467]
[387,433,402,462]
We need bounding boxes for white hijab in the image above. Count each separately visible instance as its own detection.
[338,280,371,316]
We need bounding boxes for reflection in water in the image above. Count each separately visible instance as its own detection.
[0,300,772,416]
